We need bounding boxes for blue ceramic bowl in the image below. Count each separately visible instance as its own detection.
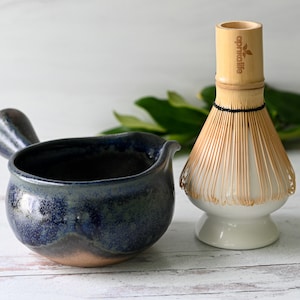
[0,109,180,267]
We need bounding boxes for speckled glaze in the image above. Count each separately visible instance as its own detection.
[0,109,180,267]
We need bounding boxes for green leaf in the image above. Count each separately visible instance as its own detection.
[113,111,166,133]
[101,85,300,149]
[264,85,300,125]
[164,133,198,146]
[277,125,300,141]
[135,96,207,134]
[167,91,187,107]
[167,91,209,114]
[101,126,133,135]
[199,85,216,108]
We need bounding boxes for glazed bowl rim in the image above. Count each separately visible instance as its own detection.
[8,132,180,186]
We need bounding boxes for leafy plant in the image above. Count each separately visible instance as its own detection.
[101,85,300,149]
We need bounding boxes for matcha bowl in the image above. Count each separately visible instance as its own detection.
[0,109,180,267]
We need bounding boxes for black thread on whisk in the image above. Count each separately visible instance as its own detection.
[213,102,266,113]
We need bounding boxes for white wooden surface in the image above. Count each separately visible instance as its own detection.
[0,1,300,299]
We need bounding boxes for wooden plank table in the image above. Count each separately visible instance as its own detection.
[1,152,299,300]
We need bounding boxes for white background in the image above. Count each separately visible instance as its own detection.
[1,0,299,194]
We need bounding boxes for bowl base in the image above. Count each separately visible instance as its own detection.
[43,252,135,268]
[195,213,279,250]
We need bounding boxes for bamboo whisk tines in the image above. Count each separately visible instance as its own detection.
[180,20,296,250]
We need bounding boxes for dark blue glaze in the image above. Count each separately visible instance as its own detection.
[0,109,39,158]
[0,109,180,267]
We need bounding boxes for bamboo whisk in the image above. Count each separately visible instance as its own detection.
[180,21,295,206]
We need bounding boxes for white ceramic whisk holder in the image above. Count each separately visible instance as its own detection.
[191,197,287,249]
